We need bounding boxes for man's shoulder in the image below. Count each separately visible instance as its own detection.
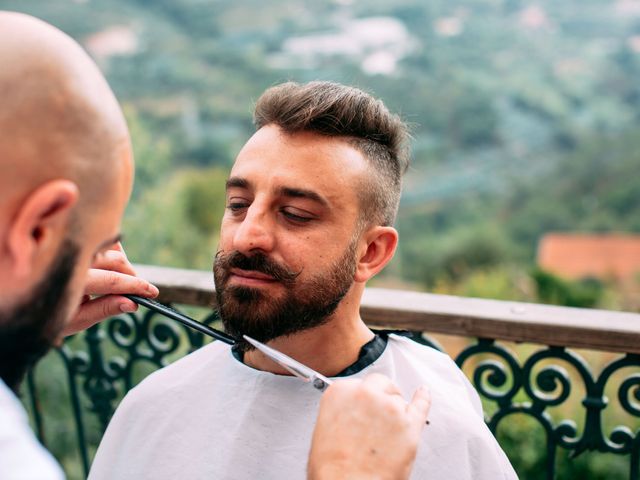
[385,333,470,385]
[386,333,458,367]
[384,333,484,414]
[382,337,518,478]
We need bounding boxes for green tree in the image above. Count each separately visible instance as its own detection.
[123,167,228,269]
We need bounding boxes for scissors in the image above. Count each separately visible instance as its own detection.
[243,335,334,393]
[123,296,333,393]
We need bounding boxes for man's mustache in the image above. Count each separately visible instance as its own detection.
[215,251,301,285]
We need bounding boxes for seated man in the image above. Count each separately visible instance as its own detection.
[90,81,517,479]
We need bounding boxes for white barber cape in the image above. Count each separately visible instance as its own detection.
[0,379,65,480]
[89,334,517,479]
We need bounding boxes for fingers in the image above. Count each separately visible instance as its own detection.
[63,244,158,337]
[86,244,156,296]
[62,295,138,336]
[310,375,428,480]
[320,379,358,410]
[407,386,431,426]
[361,374,431,428]
[84,268,159,297]
[64,269,157,337]
[362,372,403,396]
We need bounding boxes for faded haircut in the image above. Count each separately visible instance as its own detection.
[253,81,410,227]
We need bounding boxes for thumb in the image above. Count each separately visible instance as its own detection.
[406,385,431,427]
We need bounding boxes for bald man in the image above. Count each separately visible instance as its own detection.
[0,11,431,480]
[0,11,161,479]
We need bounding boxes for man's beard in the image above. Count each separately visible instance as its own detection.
[213,241,358,350]
[0,240,79,394]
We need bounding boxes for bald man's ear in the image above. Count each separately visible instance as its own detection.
[7,180,79,278]
[354,226,398,283]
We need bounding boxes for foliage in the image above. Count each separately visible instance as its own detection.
[122,167,227,269]
[433,266,533,302]
[496,414,631,480]
[124,106,173,199]
[531,269,604,308]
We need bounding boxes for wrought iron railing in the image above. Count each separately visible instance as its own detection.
[24,265,640,480]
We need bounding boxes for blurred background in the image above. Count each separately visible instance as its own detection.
[2,0,639,311]
[2,0,640,478]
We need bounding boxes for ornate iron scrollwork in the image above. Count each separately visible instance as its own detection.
[453,340,640,479]
[25,308,640,479]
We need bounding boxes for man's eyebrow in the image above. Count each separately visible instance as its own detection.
[226,177,249,190]
[98,233,122,251]
[279,187,329,207]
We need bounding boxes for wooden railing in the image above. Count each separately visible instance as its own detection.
[138,264,640,355]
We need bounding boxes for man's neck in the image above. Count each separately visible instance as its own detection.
[243,309,374,377]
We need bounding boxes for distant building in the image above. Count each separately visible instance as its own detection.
[267,17,416,76]
[537,233,640,283]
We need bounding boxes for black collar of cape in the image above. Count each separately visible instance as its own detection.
[231,330,412,377]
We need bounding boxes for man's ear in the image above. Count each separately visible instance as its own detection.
[354,226,398,283]
[7,180,79,278]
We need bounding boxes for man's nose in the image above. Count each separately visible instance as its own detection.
[232,207,275,255]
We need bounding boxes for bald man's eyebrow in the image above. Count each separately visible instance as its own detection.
[226,177,249,190]
[279,187,329,208]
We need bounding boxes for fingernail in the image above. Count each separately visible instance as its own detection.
[148,284,160,296]
[120,302,137,313]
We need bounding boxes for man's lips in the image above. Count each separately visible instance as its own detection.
[228,268,278,285]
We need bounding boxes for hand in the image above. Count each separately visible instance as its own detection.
[308,374,431,480]
[62,243,159,336]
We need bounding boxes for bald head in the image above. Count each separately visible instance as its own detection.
[0,12,132,225]
[0,13,137,393]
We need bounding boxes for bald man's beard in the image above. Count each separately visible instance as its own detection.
[213,242,358,350]
[0,240,78,394]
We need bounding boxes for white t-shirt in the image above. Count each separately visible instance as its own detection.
[89,334,518,479]
[0,379,65,480]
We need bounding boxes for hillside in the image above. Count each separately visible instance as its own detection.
[2,0,639,293]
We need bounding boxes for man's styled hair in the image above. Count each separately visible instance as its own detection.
[254,81,410,227]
